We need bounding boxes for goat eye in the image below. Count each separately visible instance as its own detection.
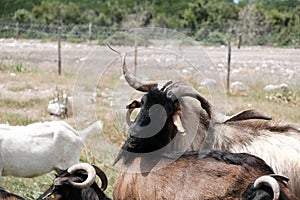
[126,100,142,109]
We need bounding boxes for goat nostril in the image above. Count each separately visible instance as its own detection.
[128,142,136,148]
[127,137,139,148]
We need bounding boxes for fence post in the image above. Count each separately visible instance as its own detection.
[134,30,137,75]
[15,22,19,37]
[238,32,242,49]
[88,22,92,44]
[57,20,62,76]
[227,41,231,93]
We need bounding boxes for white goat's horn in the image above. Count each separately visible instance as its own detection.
[254,175,280,200]
[67,163,96,189]
[270,174,289,186]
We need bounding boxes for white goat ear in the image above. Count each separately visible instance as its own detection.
[172,111,185,133]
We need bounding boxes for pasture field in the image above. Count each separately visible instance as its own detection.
[0,38,300,199]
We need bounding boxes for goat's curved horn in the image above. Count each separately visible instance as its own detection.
[126,109,133,125]
[92,165,108,191]
[107,44,158,92]
[122,53,158,92]
[254,175,280,200]
[270,174,289,186]
[67,163,96,189]
[167,85,212,119]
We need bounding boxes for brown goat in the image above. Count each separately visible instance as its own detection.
[113,150,281,200]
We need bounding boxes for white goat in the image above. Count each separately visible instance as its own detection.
[0,120,102,178]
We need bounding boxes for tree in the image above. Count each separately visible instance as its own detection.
[60,2,80,24]
[94,13,111,26]
[181,0,209,32]
[13,9,32,23]
[32,1,80,24]
[181,0,239,44]
[236,1,269,45]
[32,1,60,24]
[106,1,127,27]
[13,9,33,36]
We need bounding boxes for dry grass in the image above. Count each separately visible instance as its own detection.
[226,82,300,124]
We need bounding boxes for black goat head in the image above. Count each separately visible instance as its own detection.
[110,47,212,165]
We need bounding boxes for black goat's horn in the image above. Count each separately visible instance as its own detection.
[254,175,280,200]
[167,83,212,119]
[121,52,158,92]
[107,44,158,92]
[92,165,108,191]
[67,163,96,189]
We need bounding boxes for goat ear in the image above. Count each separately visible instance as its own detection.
[172,109,185,133]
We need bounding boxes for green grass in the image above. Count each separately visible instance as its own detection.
[8,83,34,92]
[0,62,30,73]
[0,112,38,125]
[0,98,44,109]
[2,173,54,199]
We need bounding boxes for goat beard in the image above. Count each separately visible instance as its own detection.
[113,140,138,166]
[113,149,136,166]
[113,145,166,168]
[113,149,124,166]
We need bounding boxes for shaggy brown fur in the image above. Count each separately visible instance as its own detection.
[113,150,277,200]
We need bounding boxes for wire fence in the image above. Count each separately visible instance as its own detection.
[0,21,243,46]
[1,21,299,48]
[0,21,127,43]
